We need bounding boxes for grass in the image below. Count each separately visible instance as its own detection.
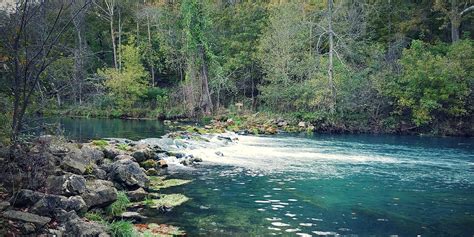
[85,211,105,222]
[108,220,136,237]
[92,139,108,149]
[106,191,130,217]
[117,143,130,151]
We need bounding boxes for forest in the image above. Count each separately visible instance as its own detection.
[1,0,473,144]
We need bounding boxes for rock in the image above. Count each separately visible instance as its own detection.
[298,121,306,127]
[119,211,147,222]
[11,189,43,207]
[65,216,110,237]
[0,201,10,211]
[158,160,168,168]
[140,159,158,169]
[61,148,92,174]
[131,149,154,163]
[146,168,159,176]
[167,152,185,159]
[307,125,315,131]
[103,147,123,159]
[114,154,135,162]
[2,210,51,226]
[66,196,88,214]
[193,157,203,162]
[21,223,36,234]
[81,179,117,209]
[109,159,150,189]
[155,153,168,160]
[215,151,224,157]
[55,209,80,223]
[46,174,86,196]
[277,121,288,127]
[81,145,104,165]
[92,168,107,180]
[127,188,148,202]
[31,194,87,217]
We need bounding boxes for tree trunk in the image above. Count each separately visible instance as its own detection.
[147,12,155,86]
[110,13,118,69]
[451,0,460,43]
[328,0,336,113]
[200,46,213,114]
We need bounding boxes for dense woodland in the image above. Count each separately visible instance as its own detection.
[1,0,473,143]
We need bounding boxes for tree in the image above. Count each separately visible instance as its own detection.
[99,36,148,112]
[181,0,214,115]
[391,40,471,126]
[434,0,474,43]
[0,0,89,144]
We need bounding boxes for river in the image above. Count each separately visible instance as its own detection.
[53,117,474,236]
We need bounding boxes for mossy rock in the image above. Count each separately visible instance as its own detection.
[147,194,189,208]
[149,177,191,191]
[140,159,158,169]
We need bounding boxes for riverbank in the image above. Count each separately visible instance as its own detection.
[0,130,230,236]
[43,106,474,137]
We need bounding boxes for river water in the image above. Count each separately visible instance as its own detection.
[55,117,474,236]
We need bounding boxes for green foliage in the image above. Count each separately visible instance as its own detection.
[106,191,130,217]
[116,144,130,151]
[92,140,108,149]
[108,220,135,237]
[85,211,105,222]
[100,37,148,112]
[390,40,471,126]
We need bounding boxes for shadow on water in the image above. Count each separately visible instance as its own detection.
[44,117,169,141]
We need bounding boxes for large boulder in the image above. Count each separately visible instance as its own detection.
[109,159,150,189]
[46,174,86,196]
[61,148,91,174]
[131,148,154,163]
[65,216,110,237]
[103,147,124,159]
[81,179,117,209]
[2,210,51,227]
[31,194,87,217]
[81,145,104,165]
[11,189,44,207]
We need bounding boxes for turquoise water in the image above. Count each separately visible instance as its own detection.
[154,134,474,236]
[54,118,474,236]
[46,117,168,140]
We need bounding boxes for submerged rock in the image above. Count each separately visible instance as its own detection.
[119,211,147,222]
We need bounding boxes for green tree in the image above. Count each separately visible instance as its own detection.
[99,37,148,112]
[391,40,471,126]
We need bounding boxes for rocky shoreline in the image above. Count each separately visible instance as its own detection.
[0,115,299,236]
[0,128,238,236]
